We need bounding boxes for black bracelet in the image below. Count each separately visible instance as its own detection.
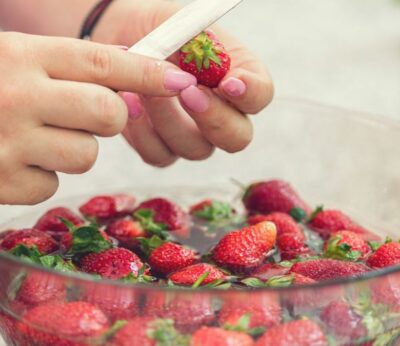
[79,0,114,40]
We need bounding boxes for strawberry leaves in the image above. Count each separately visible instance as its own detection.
[147,319,190,346]
[223,313,266,337]
[324,235,361,261]
[193,201,234,222]
[241,274,295,288]
[139,235,166,258]
[134,209,168,238]
[66,224,112,256]
[289,207,307,223]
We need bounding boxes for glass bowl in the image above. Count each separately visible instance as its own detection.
[1,98,400,346]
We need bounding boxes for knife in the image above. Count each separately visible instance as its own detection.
[128,0,243,60]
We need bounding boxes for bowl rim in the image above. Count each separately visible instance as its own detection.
[1,96,400,293]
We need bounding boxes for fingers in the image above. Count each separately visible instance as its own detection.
[38,80,128,137]
[20,127,99,174]
[140,96,214,161]
[0,167,59,205]
[122,107,177,167]
[179,86,253,153]
[32,35,196,96]
[218,68,274,115]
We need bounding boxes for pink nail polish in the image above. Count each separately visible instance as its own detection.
[181,86,210,113]
[221,77,247,97]
[121,92,143,119]
[164,70,197,91]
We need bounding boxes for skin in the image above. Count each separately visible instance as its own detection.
[0,0,274,205]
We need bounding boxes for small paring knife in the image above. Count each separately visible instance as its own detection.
[128,0,244,60]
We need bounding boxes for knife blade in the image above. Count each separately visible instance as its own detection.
[128,0,243,60]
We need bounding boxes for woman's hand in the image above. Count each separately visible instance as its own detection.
[93,0,274,167]
[0,32,197,205]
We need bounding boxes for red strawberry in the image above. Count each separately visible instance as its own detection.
[149,242,198,276]
[371,275,400,312]
[15,273,66,309]
[309,209,380,241]
[0,312,19,346]
[169,263,225,286]
[106,218,145,248]
[144,292,215,333]
[367,242,400,269]
[1,228,57,254]
[17,302,109,346]
[255,319,328,346]
[80,248,145,280]
[191,327,254,346]
[34,207,83,237]
[190,199,234,221]
[179,31,231,88]
[324,230,371,261]
[251,263,291,281]
[110,317,188,346]
[243,180,311,216]
[60,229,111,252]
[248,213,299,234]
[79,194,136,221]
[81,285,139,322]
[290,259,369,281]
[212,221,277,273]
[134,198,189,234]
[219,292,281,330]
[320,301,367,342]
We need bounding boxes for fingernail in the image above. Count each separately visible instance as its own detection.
[112,45,129,51]
[121,92,144,119]
[164,70,197,91]
[221,77,247,97]
[181,86,210,113]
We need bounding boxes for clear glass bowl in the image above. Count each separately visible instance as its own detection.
[1,98,400,346]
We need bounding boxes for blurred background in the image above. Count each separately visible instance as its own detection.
[1,0,400,219]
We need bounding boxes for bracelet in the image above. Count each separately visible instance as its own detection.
[79,0,114,40]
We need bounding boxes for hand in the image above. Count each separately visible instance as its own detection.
[94,0,274,167]
[0,32,197,205]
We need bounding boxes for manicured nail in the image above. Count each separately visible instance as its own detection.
[221,77,247,97]
[121,92,143,119]
[112,45,129,51]
[164,69,197,91]
[181,86,210,113]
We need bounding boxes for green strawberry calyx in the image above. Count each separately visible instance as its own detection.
[193,200,234,222]
[324,235,361,262]
[223,313,266,337]
[138,235,166,258]
[181,31,222,71]
[147,319,191,346]
[133,209,168,238]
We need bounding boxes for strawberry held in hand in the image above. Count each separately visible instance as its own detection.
[179,31,231,88]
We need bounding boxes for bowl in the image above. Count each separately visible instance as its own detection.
[1,98,400,346]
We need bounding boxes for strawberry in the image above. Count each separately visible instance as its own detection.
[34,207,83,237]
[324,230,371,261]
[17,302,109,346]
[14,273,66,309]
[243,180,311,216]
[190,199,234,221]
[212,221,277,273]
[0,312,19,346]
[144,292,214,333]
[106,218,145,248]
[79,194,136,221]
[219,293,281,330]
[80,248,145,280]
[371,275,400,312]
[255,319,328,346]
[250,262,291,281]
[191,327,254,346]
[134,198,189,235]
[290,258,369,281]
[308,209,380,241]
[81,285,139,322]
[0,228,57,254]
[248,213,299,234]
[367,242,400,268]
[110,317,189,346]
[148,242,198,276]
[169,263,225,286]
[60,228,111,253]
[320,301,367,342]
[179,31,231,88]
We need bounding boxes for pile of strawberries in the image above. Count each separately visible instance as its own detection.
[1,179,400,346]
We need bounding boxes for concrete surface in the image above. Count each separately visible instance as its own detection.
[0,0,400,344]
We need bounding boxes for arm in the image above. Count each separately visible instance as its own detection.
[0,0,98,37]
